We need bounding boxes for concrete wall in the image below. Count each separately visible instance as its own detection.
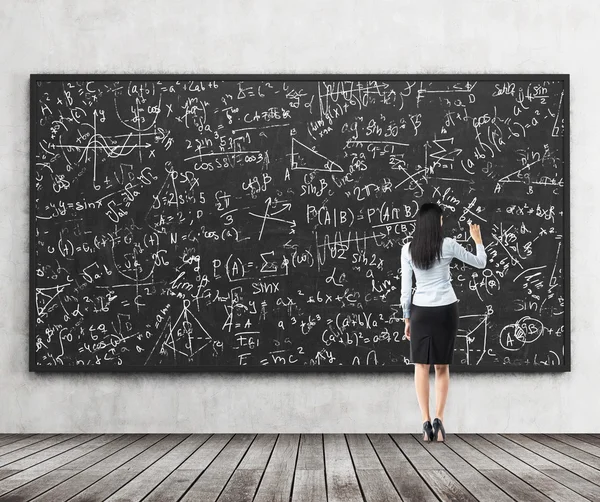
[1,0,596,433]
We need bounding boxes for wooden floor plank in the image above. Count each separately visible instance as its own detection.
[568,434,600,449]
[355,468,404,502]
[0,434,80,470]
[347,434,402,501]
[237,434,278,470]
[477,468,553,502]
[411,433,514,502]
[104,434,210,502]
[217,469,264,502]
[217,434,278,502]
[445,434,551,502]
[291,468,327,502]
[68,434,188,502]
[443,434,504,470]
[482,434,558,470]
[179,434,256,502]
[290,434,326,502]
[420,469,479,502]
[546,434,600,459]
[296,434,324,470]
[391,433,443,469]
[346,434,387,470]
[143,434,232,502]
[0,434,141,502]
[323,434,363,502]
[369,434,438,502]
[392,434,477,502]
[508,434,600,486]
[458,434,588,502]
[493,434,600,501]
[253,434,300,502]
[539,469,600,502]
[0,434,121,496]
[0,434,101,482]
[0,435,34,448]
[524,434,600,472]
[27,434,166,502]
[0,435,59,460]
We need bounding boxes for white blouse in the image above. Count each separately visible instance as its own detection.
[400,237,487,319]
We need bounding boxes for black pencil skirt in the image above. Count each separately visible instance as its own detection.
[409,301,459,364]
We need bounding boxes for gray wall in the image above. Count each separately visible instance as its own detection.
[1,0,596,433]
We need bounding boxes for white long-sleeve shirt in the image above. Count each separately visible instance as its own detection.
[400,237,487,319]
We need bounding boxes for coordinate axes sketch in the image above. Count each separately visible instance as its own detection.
[30,75,570,372]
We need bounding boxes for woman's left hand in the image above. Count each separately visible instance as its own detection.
[404,319,410,340]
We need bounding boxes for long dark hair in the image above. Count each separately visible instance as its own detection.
[409,202,444,269]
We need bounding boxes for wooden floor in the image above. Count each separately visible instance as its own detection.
[0,433,599,501]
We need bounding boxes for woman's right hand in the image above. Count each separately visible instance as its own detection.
[469,222,483,244]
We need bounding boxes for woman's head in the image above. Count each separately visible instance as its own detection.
[409,202,444,269]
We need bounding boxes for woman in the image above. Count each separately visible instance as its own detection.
[400,202,486,442]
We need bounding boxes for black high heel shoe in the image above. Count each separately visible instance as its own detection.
[422,420,434,442]
[432,418,446,442]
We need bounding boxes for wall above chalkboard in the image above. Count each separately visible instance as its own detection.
[30,74,570,372]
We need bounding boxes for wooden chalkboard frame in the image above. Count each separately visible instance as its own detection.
[29,73,570,373]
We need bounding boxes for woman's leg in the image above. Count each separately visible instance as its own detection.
[414,363,431,422]
[434,364,449,422]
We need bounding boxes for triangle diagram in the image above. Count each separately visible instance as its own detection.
[36,285,66,317]
[496,158,543,184]
[291,138,343,173]
[166,304,214,359]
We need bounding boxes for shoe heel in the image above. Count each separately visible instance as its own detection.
[432,418,446,442]
[422,421,434,442]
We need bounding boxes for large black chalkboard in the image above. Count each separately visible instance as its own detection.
[30,74,570,372]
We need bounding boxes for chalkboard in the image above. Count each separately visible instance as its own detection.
[30,74,570,372]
